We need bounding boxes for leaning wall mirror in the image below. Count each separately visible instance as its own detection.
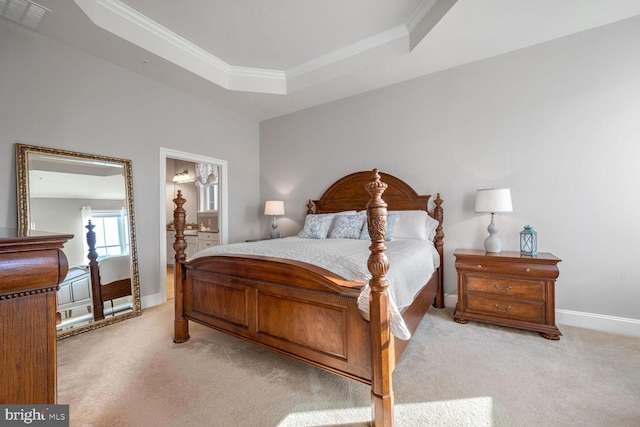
[16,143,141,339]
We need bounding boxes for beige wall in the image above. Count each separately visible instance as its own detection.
[0,20,261,303]
[260,16,640,323]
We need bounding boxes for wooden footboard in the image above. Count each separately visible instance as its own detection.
[174,254,440,383]
[173,169,444,427]
[183,255,373,381]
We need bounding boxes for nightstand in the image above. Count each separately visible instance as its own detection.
[453,249,562,340]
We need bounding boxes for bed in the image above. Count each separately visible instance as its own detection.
[172,169,444,426]
[85,221,133,321]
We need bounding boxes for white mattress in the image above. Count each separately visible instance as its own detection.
[191,237,440,339]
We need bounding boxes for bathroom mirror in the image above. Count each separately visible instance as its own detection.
[16,143,141,339]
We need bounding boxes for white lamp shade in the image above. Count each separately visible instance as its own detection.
[475,188,513,213]
[264,200,285,216]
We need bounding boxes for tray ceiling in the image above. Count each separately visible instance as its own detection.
[6,0,640,120]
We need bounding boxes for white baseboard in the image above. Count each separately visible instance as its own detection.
[443,293,458,309]
[141,292,165,310]
[443,294,640,338]
[555,309,640,338]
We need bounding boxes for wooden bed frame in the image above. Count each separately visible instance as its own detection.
[172,169,444,426]
[55,265,92,324]
[85,220,133,321]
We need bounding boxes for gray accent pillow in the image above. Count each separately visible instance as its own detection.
[298,214,335,239]
[329,214,366,239]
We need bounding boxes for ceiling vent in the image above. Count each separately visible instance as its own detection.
[0,0,50,30]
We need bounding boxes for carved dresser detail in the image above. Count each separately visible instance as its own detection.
[0,229,72,403]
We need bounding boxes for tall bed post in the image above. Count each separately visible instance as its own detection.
[433,194,445,309]
[173,190,190,343]
[365,169,393,427]
[86,220,105,321]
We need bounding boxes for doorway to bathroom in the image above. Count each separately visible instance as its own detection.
[159,148,227,302]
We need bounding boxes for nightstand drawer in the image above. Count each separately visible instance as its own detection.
[466,295,544,323]
[456,260,558,279]
[466,275,545,301]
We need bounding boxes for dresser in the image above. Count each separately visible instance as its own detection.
[197,231,219,252]
[0,229,73,404]
[453,249,562,340]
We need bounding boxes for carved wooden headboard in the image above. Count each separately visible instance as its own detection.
[307,170,431,214]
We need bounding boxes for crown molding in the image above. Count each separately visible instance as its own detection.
[285,24,409,94]
[74,0,454,95]
[286,24,408,80]
[75,0,286,94]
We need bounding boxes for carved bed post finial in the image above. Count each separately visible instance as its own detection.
[173,190,190,343]
[306,199,316,215]
[364,168,394,427]
[86,220,105,321]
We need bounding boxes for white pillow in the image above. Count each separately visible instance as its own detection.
[425,214,440,242]
[392,210,429,240]
[334,210,357,216]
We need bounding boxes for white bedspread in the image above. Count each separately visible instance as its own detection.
[191,237,440,339]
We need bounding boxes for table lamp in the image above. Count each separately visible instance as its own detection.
[475,188,512,253]
[264,201,285,239]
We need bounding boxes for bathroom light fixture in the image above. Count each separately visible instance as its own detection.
[172,170,193,183]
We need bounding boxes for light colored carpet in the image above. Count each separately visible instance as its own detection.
[57,302,640,426]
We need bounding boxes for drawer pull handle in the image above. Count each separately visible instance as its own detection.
[525,268,531,272]
[494,304,512,313]
[494,284,512,293]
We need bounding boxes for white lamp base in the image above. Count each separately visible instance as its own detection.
[484,235,502,253]
[270,216,280,239]
[484,213,502,253]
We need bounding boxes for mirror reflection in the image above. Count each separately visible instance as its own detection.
[16,144,141,339]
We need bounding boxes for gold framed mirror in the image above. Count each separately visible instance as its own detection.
[16,143,141,339]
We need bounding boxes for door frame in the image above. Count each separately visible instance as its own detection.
[159,147,228,303]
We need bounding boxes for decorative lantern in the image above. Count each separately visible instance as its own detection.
[520,225,538,256]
